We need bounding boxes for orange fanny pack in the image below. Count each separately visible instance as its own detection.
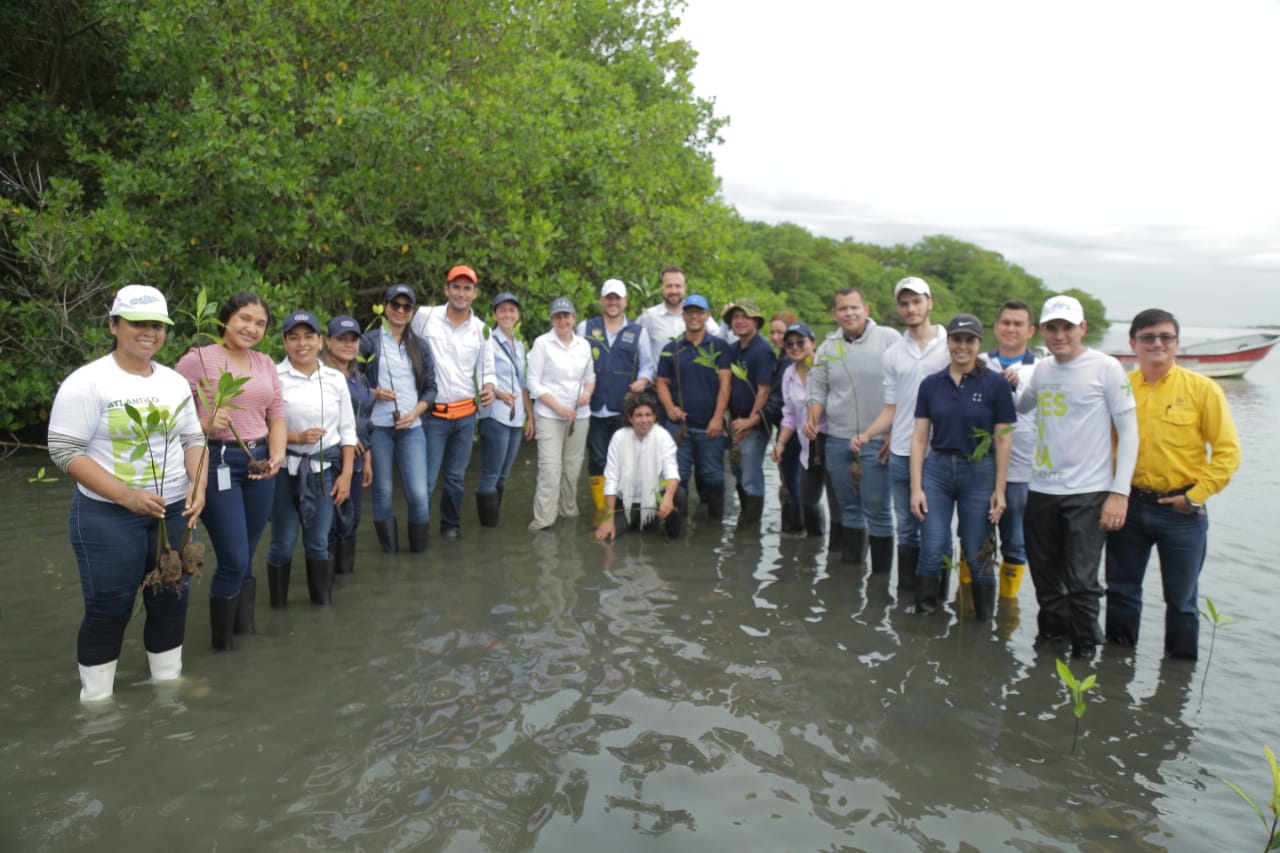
[431,398,478,420]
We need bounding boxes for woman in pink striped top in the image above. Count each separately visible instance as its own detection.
[176,292,286,652]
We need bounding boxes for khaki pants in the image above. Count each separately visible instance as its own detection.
[530,415,588,529]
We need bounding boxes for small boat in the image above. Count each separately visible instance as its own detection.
[1109,332,1280,378]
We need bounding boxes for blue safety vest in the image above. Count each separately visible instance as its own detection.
[585,316,642,413]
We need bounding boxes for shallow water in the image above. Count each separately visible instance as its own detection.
[3,337,1278,852]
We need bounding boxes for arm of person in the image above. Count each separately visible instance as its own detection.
[804,402,825,440]
[1103,408,1140,529]
[67,454,168,517]
[631,333,656,392]
[655,375,683,422]
[522,388,536,440]
[909,418,930,521]
[594,436,623,542]
[733,382,772,442]
[417,333,439,411]
[707,368,731,438]
[1174,383,1241,510]
[477,329,497,407]
[182,443,207,527]
[990,423,1013,522]
[852,404,895,452]
[771,425,795,463]
[256,415,288,479]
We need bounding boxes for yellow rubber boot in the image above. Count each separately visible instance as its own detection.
[959,555,972,585]
[999,560,1026,599]
[589,475,609,525]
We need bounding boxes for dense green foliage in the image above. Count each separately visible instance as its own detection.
[0,0,1103,433]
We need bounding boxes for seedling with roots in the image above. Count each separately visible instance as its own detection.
[1219,745,1280,852]
[1200,597,1242,694]
[1056,658,1098,755]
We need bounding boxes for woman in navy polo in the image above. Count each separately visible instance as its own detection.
[908,314,1015,620]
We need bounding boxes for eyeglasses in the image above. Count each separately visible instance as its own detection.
[1135,333,1178,345]
[387,301,414,312]
[783,339,807,349]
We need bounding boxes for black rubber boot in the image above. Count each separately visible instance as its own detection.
[665,488,688,539]
[739,494,764,524]
[476,492,500,528]
[915,575,941,614]
[840,526,866,564]
[408,522,429,553]
[939,563,953,602]
[496,485,505,507]
[896,546,919,592]
[705,490,725,520]
[972,583,997,622]
[306,557,334,605]
[828,520,842,552]
[374,518,398,554]
[868,536,894,575]
[233,578,256,634]
[210,596,237,651]
[267,561,292,608]
[335,537,356,575]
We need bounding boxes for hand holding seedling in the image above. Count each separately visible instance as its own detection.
[296,427,326,444]
[122,488,167,519]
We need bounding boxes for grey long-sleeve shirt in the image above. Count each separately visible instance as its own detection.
[807,319,900,439]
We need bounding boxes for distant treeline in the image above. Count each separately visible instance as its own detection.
[0,0,1102,432]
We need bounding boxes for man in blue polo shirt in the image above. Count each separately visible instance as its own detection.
[909,314,1016,618]
[723,298,776,524]
[655,295,732,520]
[579,278,655,522]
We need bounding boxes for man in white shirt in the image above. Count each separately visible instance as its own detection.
[1018,294,1138,657]
[636,265,721,355]
[411,264,496,541]
[852,277,949,590]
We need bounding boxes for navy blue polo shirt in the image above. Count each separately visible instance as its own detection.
[728,333,777,418]
[657,334,732,429]
[914,365,1016,454]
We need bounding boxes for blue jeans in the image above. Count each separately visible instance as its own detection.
[824,435,892,535]
[203,443,275,598]
[269,467,337,562]
[330,459,364,542]
[1105,500,1209,659]
[998,482,1028,564]
[70,492,191,665]
[424,412,476,531]
[371,425,429,524]
[731,424,768,497]
[477,417,523,493]
[918,453,996,584]
[779,432,801,506]
[889,452,920,547]
[665,423,726,500]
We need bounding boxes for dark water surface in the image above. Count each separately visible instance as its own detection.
[3,336,1278,852]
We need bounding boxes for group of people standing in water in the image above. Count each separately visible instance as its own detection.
[50,264,1240,703]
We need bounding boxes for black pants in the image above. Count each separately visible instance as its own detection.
[1024,490,1108,646]
[587,415,625,477]
[612,490,687,539]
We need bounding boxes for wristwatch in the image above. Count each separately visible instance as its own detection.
[1185,496,1204,513]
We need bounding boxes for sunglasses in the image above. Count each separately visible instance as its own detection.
[783,338,808,349]
[1135,333,1177,345]
[387,301,414,312]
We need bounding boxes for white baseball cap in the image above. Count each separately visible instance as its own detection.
[110,285,173,325]
[1040,294,1085,325]
[601,278,627,299]
[893,276,931,298]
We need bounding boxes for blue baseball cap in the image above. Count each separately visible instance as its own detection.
[549,297,575,318]
[282,310,322,335]
[783,322,815,341]
[327,315,361,338]
[385,283,416,304]
[492,291,521,310]
[682,294,710,312]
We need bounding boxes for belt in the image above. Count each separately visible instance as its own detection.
[209,437,268,450]
[1131,484,1192,505]
[431,399,477,420]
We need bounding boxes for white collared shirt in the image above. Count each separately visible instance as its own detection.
[411,304,496,404]
[527,331,595,420]
[882,324,950,456]
[276,360,358,473]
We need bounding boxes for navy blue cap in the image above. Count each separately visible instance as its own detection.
[946,313,983,339]
[682,294,710,312]
[549,297,575,318]
[385,283,416,304]
[783,322,815,341]
[282,310,322,335]
[492,291,520,310]
[327,314,361,338]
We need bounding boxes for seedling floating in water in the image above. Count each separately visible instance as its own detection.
[28,467,57,484]
[1056,658,1097,755]
[1219,745,1280,852]
[1199,597,1242,694]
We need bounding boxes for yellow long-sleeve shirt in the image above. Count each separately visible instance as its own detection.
[1130,363,1240,505]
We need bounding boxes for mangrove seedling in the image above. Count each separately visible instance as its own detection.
[1056,658,1098,755]
[28,466,57,483]
[1219,745,1280,852]
[123,400,193,594]
[1200,597,1242,694]
[968,425,1016,462]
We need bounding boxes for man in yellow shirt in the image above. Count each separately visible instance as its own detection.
[1105,309,1241,659]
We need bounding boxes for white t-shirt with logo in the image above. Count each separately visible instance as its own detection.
[1027,348,1135,494]
[980,353,1037,483]
[49,355,200,503]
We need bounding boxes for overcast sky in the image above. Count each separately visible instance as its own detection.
[678,0,1280,326]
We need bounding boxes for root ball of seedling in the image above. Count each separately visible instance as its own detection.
[730,445,742,467]
[248,459,271,475]
[181,541,206,578]
[144,547,187,594]
[848,456,863,488]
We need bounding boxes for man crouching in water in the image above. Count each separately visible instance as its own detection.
[594,391,685,542]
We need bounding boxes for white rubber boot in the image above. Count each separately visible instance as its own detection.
[147,646,183,682]
[78,660,118,703]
